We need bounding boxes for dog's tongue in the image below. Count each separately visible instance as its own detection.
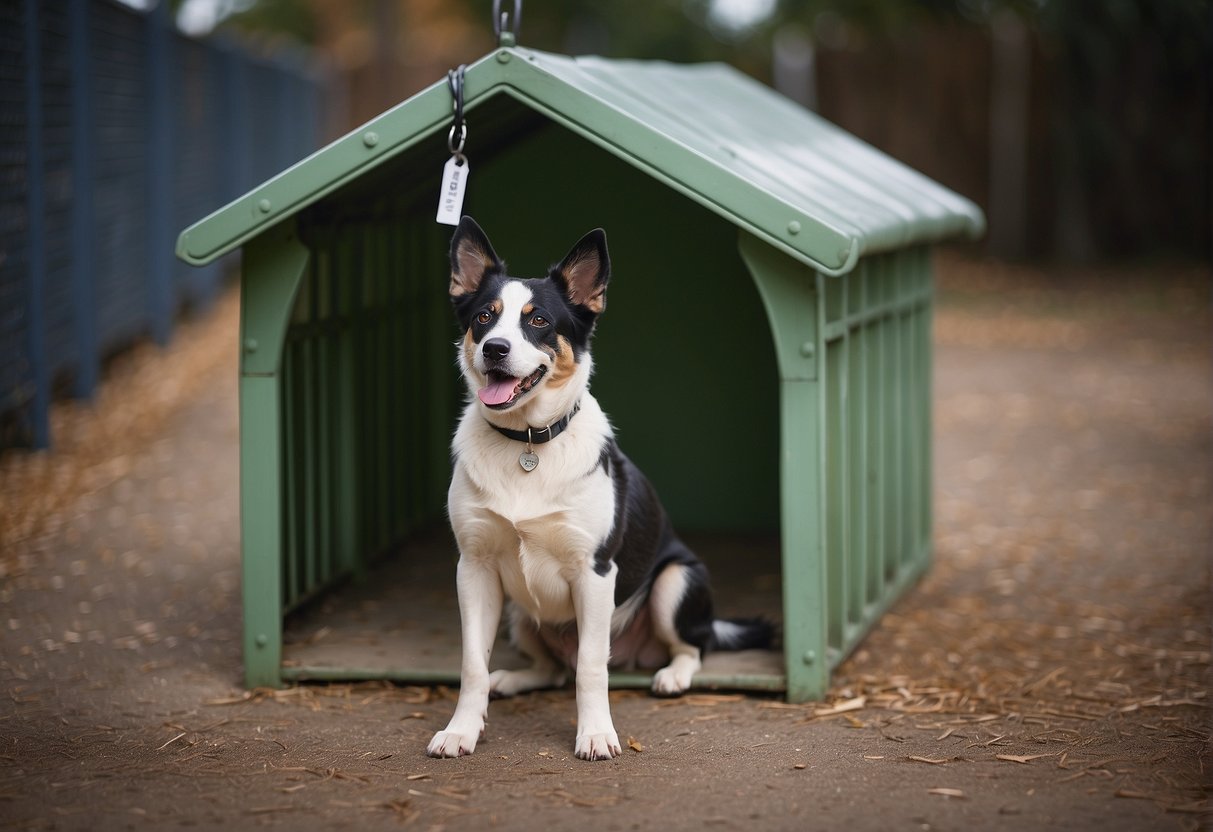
[478,376,518,406]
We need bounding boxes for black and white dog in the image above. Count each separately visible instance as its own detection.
[427,217,772,761]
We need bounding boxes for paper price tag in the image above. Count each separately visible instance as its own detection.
[436,155,469,225]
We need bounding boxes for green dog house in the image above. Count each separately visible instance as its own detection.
[178,45,983,702]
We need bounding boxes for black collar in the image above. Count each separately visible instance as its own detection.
[486,402,581,445]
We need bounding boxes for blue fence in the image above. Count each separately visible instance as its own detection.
[1,0,326,449]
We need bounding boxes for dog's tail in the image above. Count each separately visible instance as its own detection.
[710,617,777,652]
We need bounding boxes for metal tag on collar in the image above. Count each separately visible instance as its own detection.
[518,427,539,472]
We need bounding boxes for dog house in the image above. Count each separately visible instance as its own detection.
[178,44,983,702]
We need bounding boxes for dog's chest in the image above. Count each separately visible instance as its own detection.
[449,407,616,623]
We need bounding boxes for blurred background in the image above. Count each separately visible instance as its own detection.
[2,0,1209,451]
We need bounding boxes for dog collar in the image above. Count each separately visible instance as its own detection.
[485,402,581,472]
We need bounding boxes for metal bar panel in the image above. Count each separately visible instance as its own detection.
[846,270,867,619]
[903,258,921,569]
[22,0,50,447]
[317,256,334,585]
[882,256,899,581]
[145,0,173,345]
[303,304,318,593]
[67,0,96,403]
[823,293,846,650]
[919,249,935,561]
[897,266,913,568]
[282,345,298,606]
[336,239,362,577]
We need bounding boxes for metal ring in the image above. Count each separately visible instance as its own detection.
[447,124,466,155]
[492,0,521,40]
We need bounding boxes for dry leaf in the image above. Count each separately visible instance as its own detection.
[627,737,644,753]
[996,753,1053,764]
[1114,790,1154,801]
[812,696,866,718]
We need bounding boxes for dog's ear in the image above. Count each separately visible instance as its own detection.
[552,229,609,314]
[449,216,503,298]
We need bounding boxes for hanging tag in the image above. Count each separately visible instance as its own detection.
[436,154,469,226]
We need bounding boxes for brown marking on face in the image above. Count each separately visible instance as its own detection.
[544,335,579,389]
[521,303,534,316]
[490,298,503,315]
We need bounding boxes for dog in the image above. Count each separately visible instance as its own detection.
[427,217,773,761]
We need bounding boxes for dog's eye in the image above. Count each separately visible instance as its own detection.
[476,311,492,325]
[530,315,548,328]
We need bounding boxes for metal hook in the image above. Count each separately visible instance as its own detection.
[446,65,466,154]
[492,0,521,45]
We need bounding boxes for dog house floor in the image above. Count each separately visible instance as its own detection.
[282,526,786,691]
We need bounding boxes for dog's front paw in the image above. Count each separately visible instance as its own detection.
[427,728,480,758]
[651,666,693,697]
[574,731,621,761]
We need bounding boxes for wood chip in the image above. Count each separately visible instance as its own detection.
[1114,790,1155,801]
[928,788,966,799]
[996,753,1054,764]
[155,732,187,751]
[908,756,952,765]
[811,696,866,718]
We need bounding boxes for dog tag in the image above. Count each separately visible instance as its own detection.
[518,451,539,472]
[435,154,469,225]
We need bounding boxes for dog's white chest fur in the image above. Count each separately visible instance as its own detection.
[448,395,615,623]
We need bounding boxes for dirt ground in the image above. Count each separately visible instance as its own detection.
[1,254,1209,831]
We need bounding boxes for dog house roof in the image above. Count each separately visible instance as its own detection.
[177,46,984,275]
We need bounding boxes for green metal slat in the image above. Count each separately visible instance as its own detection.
[897,267,913,568]
[282,346,299,607]
[824,311,846,651]
[846,270,867,620]
[354,231,369,572]
[317,256,334,585]
[336,237,362,578]
[919,250,934,560]
[905,257,923,569]
[383,225,400,541]
[303,328,318,594]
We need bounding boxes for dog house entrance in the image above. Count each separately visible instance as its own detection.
[267,104,790,691]
[281,527,786,688]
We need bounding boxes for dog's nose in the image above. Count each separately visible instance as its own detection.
[482,338,510,362]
